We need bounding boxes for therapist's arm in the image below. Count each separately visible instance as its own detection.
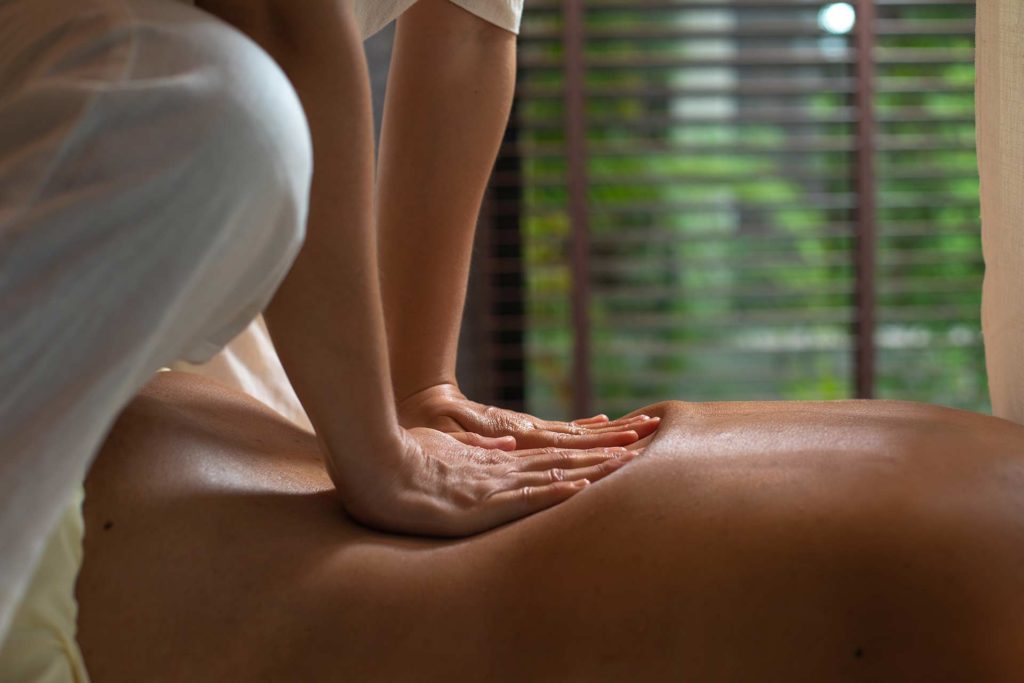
[193,0,638,535]
[377,0,660,449]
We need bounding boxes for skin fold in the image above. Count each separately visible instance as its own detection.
[78,372,1024,681]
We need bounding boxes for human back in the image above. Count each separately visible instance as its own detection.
[78,371,1024,680]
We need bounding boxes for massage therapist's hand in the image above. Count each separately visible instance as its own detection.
[337,427,641,536]
[396,383,660,451]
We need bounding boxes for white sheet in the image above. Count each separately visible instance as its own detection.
[0,0,310,639]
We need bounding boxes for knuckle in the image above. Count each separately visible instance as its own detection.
[485,451,510,465]
[549,468,565,483]
[452,475,483,506]
[468,450,489,465]
[519,485,534,504]
[498,414,521,432]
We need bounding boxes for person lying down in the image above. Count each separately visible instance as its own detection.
[76,370,1024,681]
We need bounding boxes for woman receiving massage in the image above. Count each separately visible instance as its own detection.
[4,0,1023,679]
[81,373,1024,680]
[79,0,1024,679]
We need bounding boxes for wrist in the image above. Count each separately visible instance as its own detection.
[317,420,405,482]
[395,381,465,422]
[317,427,414,516]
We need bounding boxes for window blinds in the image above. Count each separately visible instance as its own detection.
[471,0,980,418]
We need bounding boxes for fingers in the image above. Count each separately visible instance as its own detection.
[571,414,609,426]
[512,414,662,449]
[576,413,653,428]
[448,431,517,451]
[514,446,637,471]
[617,416,660,439]
[542,414,659,436]
[576,419,660,438]
[483,446,639,523]
[483,479,592,522]
[513,429,639,450]
[511,452,637,487]
[394,431,645,536]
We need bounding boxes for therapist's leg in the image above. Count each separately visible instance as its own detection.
[0,0,311,638]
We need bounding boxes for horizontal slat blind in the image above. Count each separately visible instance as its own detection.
[872,1,982,406]
[477,0,982,419]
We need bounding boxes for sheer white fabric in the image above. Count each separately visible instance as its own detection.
[355,0,523,39]
[977,1,1024,425]
[0,0,524,642]
[169,0,523,39]
[0,0,311,639]
[169,316,313,432]
[172,0,527,429]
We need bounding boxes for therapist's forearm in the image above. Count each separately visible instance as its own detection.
[200,1,403,476]
[377,0,516,404]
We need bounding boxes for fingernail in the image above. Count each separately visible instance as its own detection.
[573,479,590,488]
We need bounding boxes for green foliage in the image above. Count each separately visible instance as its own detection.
[515,2,985,419]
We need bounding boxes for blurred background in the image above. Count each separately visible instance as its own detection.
[367,0,981,420]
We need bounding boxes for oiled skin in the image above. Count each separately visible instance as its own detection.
[78,372,1024,681]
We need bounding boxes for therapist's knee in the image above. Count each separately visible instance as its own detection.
[130,0,313,242]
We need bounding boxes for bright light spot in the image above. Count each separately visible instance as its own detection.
[818,3,856,35]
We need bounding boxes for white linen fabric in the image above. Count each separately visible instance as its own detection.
[354,0,524,39]
[169,315,313,432]
[0,0,311,641]
[977,0,1024,425]
[172,0,526,429]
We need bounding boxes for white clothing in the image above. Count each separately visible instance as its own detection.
[169,315,313,432]
[168,0,524,39]
[169,0,527,429]
[0,0,311,643]
[977,1,1024,425]
[354,0,524,39]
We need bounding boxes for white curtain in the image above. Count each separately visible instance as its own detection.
[977,0,1024,424]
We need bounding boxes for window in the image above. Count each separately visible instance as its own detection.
[470,0,981,419]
